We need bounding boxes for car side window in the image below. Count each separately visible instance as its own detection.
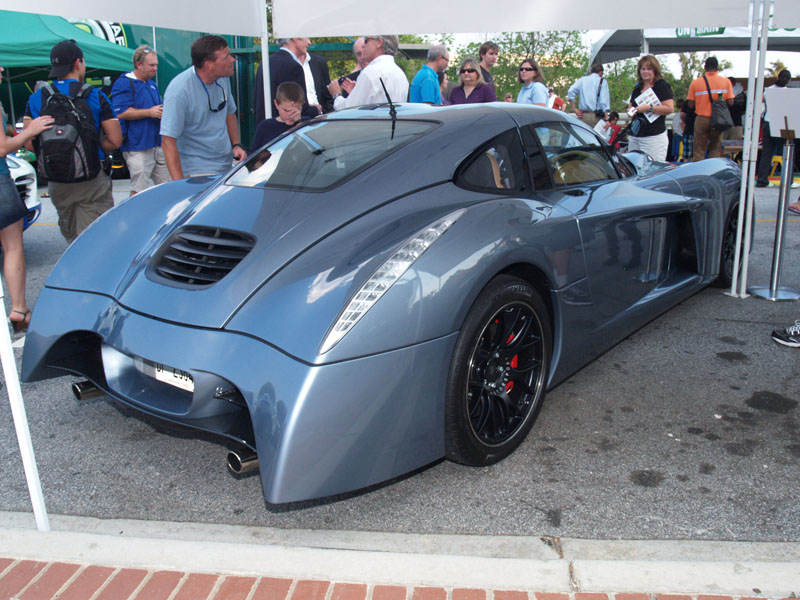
[456,129,527,193]
[521,126,553,191]
[533,123,619,187]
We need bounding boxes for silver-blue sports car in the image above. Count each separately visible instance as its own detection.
[22,103,742,504]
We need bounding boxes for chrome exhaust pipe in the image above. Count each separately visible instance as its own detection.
[72,380,105,400]
[227,448,258,474]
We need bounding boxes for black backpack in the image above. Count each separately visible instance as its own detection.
[35,82,101,183]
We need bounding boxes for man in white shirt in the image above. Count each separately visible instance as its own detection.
[328,35,409,109]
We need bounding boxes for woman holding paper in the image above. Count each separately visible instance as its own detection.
[626,55,674,161]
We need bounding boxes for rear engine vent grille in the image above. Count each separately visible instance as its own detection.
[150,226,255,288]
[14,174,34,203]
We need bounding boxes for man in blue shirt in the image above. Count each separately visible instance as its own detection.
[112,45,169,196]
[160,35,245,179]
[24,40,122,243]
[409,45,449,105]
[567,63,610,127]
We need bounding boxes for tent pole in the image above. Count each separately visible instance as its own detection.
[729,0,761,297]
[739,0,771,296]
[152,26,159,90]
[6,77,16,128]
[260,1,271,119]
[0,278,49,532]
[730,0,770,298]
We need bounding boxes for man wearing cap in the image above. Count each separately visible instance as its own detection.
[160,35,245,179]
[112,45,169,196]
[24,39,122,243]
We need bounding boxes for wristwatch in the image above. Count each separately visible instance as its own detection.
[648,104,654,114]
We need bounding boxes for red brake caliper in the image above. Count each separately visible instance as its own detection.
[506,333,518,392]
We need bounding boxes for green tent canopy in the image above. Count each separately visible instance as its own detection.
[0,10,134,82]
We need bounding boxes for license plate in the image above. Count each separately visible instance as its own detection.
[137,358,194,393]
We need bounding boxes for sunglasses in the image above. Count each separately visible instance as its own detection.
[460,68,477,74]
[520,67,537,72]
[195,69,227,113]
[205,81,227,112]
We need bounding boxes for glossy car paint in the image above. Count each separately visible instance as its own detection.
[6,154,40,230]
[22,103,742,504]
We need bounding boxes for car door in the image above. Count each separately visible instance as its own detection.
[522,122,684,322]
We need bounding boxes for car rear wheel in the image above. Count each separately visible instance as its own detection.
[445,275,551,466]
[713,203,741,288]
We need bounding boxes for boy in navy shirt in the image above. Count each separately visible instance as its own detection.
[249,82,306,154]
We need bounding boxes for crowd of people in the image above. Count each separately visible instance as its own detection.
[0,34,797,347]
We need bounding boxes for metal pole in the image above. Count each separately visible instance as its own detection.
[749,133,800,301]
[260,1,271,119]
[152,26,159,90]
[0,280,49,532]
[5,77,16,128]
[728,0,764,298]
[738,0,771,297]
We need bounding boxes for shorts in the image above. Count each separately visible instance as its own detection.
[124,146,171,193]
[0,172,28,230]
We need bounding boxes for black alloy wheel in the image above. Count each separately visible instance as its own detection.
[445,275,551,466]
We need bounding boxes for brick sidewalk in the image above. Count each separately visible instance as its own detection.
[0,559,793,600]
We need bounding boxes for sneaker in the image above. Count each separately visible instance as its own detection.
[792,182,800,189]
[771,320,800,347]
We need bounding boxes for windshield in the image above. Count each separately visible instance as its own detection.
[227,119,436,191]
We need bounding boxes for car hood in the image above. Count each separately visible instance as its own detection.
[46,174,443,330]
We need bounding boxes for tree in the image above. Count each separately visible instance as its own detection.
[604,59,640,113]
[769,60,787,78]
[448,31,589,101]
[671,52,732,101]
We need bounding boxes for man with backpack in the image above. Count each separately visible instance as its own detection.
[111,45,168,196]
[24,40,122,243]
[686,57,734,161]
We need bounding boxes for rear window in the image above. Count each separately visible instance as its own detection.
[226,119,435,191]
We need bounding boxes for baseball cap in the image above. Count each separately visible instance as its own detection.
[50,40,83,79]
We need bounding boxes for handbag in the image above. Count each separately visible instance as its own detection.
[629,113,645,137]
[704,76,733,132]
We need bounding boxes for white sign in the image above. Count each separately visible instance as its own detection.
[764,87,800,131]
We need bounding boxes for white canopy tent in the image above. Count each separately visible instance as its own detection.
[590,26,800,67]
[2,0,796,532]
[272,0,748,37]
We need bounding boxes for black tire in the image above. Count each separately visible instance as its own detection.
[445,275,552,466]
[713,203,740,288]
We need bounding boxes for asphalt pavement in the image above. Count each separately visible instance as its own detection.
[1,172,799,596]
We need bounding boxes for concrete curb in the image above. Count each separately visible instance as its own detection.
[2,512,798,596]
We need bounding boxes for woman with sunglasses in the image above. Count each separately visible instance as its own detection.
[0,65,54,331]
[516,59,548,106]
[450,58,497,105]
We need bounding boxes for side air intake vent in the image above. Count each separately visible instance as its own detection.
[150,226,255,288]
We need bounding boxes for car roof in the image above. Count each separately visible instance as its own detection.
[323,101,576,129]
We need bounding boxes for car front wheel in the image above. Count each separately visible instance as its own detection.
[445,275,551,466]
